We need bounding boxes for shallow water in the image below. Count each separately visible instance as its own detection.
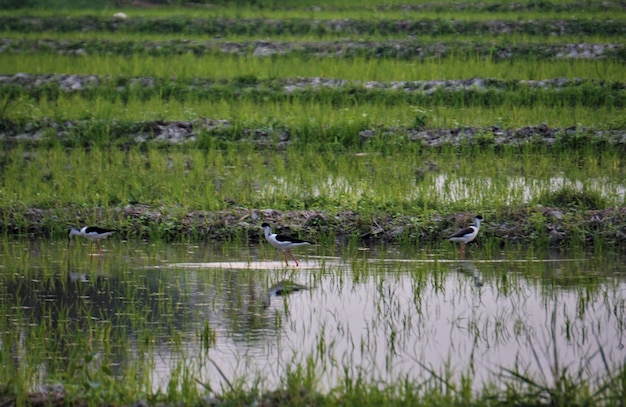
[269,173,626,206]
[1,239,624,393]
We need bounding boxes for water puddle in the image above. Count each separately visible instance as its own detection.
[1,240,624,393]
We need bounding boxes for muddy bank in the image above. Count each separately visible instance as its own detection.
[2,73,624,148]
[5,204,626,248]
[1,38,623,61]
[2,73,622,94]
[1,117,625,149]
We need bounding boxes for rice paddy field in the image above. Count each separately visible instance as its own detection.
[1,0,626,406]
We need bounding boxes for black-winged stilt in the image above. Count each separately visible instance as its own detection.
[261,223,313,267]
[449,215,483,258]
[68,226,118,256]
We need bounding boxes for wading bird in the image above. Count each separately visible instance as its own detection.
[68,226,118,256]
[449,215,483,258]
[261,223,313,267]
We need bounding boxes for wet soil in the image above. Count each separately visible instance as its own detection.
[5,204,626,248]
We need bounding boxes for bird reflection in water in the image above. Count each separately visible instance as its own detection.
[454,261,484,288]
[262,280,308,309]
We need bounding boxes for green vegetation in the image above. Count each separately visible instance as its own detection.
[1,60,625,135]
[4,53,625,81]
[2,146,624,213]
[2,29,624,45]
[0,145,624,248]
[1,5,625,22]
[0,2,622,239]
[0,1,623,242]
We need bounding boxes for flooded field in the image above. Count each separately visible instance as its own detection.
[1,239,624,395]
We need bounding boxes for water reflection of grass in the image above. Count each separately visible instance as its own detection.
[0,240,624,405]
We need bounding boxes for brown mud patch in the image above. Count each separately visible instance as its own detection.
[3,205,626,248]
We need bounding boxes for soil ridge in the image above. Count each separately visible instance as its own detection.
[4,205,626,248]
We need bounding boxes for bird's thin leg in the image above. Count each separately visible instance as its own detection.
[89,242,93,256]
[282,252,290,267]
[97,241,103,256]
[460,244,466,259]
[287,250,300,267]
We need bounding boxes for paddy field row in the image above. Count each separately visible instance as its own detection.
[0,3,625,249]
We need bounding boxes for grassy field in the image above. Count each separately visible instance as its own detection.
[2,55,625,134]
[0,1,623,236]
[4,53,626,81]
[1,146,622,213]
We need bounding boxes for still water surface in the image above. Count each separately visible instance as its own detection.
[1,240,625,392]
